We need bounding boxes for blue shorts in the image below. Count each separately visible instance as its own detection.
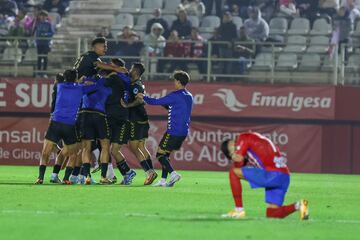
[242,167,290,206]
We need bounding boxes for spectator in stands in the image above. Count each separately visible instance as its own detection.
[203,0,222,17]
[163,30,191,72]
[218,11,238,74]
[170,9,192,38]
[0,0,18,17]
[233,26,255,75]
[342,0,360,25]
[8,11,28,56]
[225,0,251,19]
[96,26,113,39]
[146,8,169,39]
[189,27,206,74]
[250,0,277,22]
[0,13,10,53]
[279,0,299,17]
[296,0,319,23]
[42,0,67,17]
[244,7,269,42]
[179,0,206,18]
[332,6,351,60]
[144,22,166,57]
[34,10,54,77]
[318,0,340,17]
[112,26,143,68]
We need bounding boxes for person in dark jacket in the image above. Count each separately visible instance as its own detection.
[146,8,169,38]
[34,10,55,78]
[170,9,192,38]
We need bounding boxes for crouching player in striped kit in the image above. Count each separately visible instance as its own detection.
[220,132,309,220]
[137,71,193,187]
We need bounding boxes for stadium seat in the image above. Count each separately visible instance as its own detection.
[133,14,152,31]
[163,0,182,14]
[1,47,22,63]
[188,15,200,28]
[142,0,164,13]
[115,13,134,27]
[200,16,221,32]
[307,36,330,53]
[24,48,37,62]
[283,35,307,53]
[118,0,142,14]
[288,18,310,35]
[163,15,177,28]
[310,18,332,35]
[276,53,298,70]
[232,16,243,30]
[346,54,360,72]
[299,53,321,71]
[252,53,273,70]
[322,55,334,71]
[269,17,288,35]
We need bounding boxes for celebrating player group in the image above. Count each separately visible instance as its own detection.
[35,37,193,187]
[34,36,309,220]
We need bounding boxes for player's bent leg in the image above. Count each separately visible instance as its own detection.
[111,143,136,185]
[81,140,93,184]
[156,148,180,187]
[36,140,56,184]
[98,139,113,184]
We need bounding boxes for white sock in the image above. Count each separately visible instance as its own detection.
[235,207,244,212]
[160,178,166,183]
[295,201,300,210]
[51,173,58,178]
[106,163,115,179]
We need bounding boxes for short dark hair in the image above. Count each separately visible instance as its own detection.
[173,70,190,86]
[111,58,125,67]
[55,73,64,83]
[63,69,77,83]
[91,37,106,47]
[132,62,145,77]
[220,140,232,160]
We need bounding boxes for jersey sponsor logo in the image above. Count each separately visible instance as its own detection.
[212,89,248,112]
[213,89,332,112]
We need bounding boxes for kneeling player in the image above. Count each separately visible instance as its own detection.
[220,132,309,220]
[35,69,98,184]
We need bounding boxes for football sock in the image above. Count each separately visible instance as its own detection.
[82,163,91,177]
[140,160,151,172]
[101,163,108,178]
[72,166,81,176]
[107,163,115,179]
[266,204,296,219]
[63,167,73,181]
[229,168,243,208]
[145,157,153,169]
[116,160,130,176]
[53,164,61,174]
[38,165,46,180]
[158,155,174,173]
[161,165,168,179]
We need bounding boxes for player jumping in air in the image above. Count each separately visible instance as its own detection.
[220,132,309,220]
[35,70,98,184]
[137,70,193,187]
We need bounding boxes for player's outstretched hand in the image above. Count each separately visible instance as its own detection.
[120,99,128,108]
[115,66,128,73]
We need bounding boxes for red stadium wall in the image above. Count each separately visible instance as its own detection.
[0,78,359,174]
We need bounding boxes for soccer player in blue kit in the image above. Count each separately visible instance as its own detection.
[35,69,98,184]
[137,70,193,187]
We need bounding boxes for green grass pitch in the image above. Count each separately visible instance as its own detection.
[0,166,359,240]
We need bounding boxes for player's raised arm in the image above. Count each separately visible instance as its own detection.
[140,93,176,106]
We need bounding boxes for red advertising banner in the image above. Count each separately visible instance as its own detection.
[0,117,322,173]
[0,78,335,120]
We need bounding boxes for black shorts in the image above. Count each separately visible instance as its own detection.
[45,120,77,145]
[129,121,149,141]
[75,111,84,142]
[159,133,186,152]
[81,111,110,140]
[108,117,130,144]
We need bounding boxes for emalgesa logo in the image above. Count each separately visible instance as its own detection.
[213,89,332,112]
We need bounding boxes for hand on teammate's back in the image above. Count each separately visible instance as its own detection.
[120,99,128,108]
[136,93,145,100]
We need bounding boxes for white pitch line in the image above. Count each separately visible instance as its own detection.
[2,210,360,225]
